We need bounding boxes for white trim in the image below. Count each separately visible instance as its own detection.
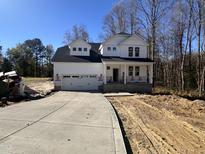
[124,64,127,85]
[103,63,107,84]
[102,61,154,65]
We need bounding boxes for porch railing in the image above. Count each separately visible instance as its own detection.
[106,76,148,83]
[127,76,148,83]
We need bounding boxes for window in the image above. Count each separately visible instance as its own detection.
[56,74,60,80]
[129,66,133,76]
[128,47,133,57]
[135,47,140,57]
[84,48,87,51]
[113,47,116,51]
[107,47,111,51]
[73,47,76,51]
[72,75,80,78]
[135,66,140,76]
[129,47,133,51]
[90,75,97,78]
[63,75,71,78]
[107,66,110,70]
[78,48,82,51]
[129,50,133,57]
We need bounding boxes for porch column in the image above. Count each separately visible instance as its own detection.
[124,64,127,84]
[103,63,107,84]
[149,65,153,84]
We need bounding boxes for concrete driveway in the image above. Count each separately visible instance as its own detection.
[0,92,126,154]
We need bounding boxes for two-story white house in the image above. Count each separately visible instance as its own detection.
[52,32,154,93]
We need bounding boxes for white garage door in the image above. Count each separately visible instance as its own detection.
[62,74,100,91]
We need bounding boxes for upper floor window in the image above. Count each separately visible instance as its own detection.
[78,47,82,51]
[129,66,133,76]
[135,66,140,76]
[129,47,133,51]
[84,48,87,52]
[135,47,140,57]
[113,47,116,51]
[107,47,111,51]
[128,47,133,57]
[107,66,110,70]
[73,47,76,51]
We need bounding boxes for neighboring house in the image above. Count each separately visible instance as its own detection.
[52,32,154,93]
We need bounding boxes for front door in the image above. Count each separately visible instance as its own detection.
[113,69,119,82]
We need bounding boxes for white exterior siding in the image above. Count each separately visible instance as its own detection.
[101,34,148,58]
[53,62,103,90]
[69,39,91,56]
[54,62,103,76]
[101,45,120,57]
[100,34,129,57]
[119,45,147,58]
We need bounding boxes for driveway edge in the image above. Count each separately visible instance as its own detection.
[104,97,127,154]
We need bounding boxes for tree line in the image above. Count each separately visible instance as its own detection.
[0,39,54,77]
[100,0,205,96]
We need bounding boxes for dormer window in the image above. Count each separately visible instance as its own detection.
[84,48,87,52]
[135,47,140,57]
[73,47,76,51]
[107,47,111,51]
[78,48,82,51]
[113,47,116,51]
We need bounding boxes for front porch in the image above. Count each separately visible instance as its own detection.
[102,61,153,93]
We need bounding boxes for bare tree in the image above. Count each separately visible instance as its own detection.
[64,24,89,44]
[102,0,141,40]
[126,0,139,34]
[103,2,127,39]
[138,0,173,87]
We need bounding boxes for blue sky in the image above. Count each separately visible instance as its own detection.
[0,0,117,53]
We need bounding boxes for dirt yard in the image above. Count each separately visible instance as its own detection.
[24,78,54,95]
[108,94,205,154]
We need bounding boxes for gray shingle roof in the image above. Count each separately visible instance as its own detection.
[117,32,131,35]
[102,56,154,63]
[52,43,154,63]
[52,43,102,63]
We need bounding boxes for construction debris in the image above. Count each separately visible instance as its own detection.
[0,71,25,103]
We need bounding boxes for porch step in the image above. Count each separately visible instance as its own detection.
[104,93,134,97]
[103,83,152,93]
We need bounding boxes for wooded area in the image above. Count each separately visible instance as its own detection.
[101,0,205,96]
[0,0,205,96]
[0,39,54,77]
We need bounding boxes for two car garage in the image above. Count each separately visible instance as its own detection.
[53,62,103,91]
[61,74,102,91]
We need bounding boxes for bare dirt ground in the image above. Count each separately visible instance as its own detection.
[24,78,54,95]
[108,94,205,154]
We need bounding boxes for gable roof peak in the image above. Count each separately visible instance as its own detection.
[117,32,131,36]
[69,39,91,47]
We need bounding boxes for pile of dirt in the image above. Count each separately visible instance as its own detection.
[108,94,205,154]
[24,78,54,96]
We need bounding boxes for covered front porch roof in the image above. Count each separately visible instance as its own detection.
[101,56,154,64]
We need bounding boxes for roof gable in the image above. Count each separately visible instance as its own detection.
[69,39,91,48]
[119,34,147,46]
[102,33,130,46]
